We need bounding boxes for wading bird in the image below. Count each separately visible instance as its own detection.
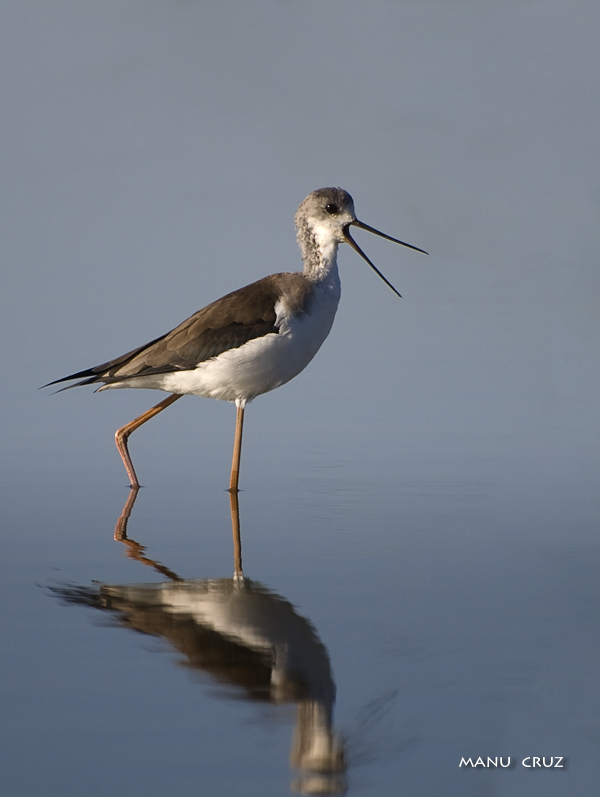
[46,188,426,490]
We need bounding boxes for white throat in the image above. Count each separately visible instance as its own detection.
[305,224,340,281]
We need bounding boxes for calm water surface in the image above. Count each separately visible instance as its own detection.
[2,429,598,796]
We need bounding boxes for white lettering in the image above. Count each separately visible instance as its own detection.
[522,755,565,768]
[460,756,512,768]
[460,754,563,770]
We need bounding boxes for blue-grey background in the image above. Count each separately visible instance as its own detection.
[1,1,599,795]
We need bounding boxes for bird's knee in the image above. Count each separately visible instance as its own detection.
[115,429,130,448]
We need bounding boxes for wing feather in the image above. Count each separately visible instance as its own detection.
[44,273,313,389]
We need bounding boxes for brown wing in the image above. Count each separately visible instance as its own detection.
[45,273,313,389]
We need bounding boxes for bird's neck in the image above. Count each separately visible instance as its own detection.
[297,224,340,283]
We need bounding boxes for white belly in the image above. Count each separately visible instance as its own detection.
[104,276,341,403]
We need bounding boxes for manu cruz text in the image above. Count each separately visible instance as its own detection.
[459,757,564,768]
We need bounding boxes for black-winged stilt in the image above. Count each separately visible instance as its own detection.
[45,188,426,490]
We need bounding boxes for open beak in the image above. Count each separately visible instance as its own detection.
[343,220,427,298]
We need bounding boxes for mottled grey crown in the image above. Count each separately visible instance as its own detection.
[295,187,355,229]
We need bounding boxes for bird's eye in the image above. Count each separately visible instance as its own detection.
[325,203,339,216]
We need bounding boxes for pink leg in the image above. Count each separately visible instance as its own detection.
[229,489,243,579]
[114,393,182,487]
[229,403,245,493]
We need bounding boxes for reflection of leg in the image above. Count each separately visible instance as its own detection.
[114,486,182,581]
[229,401,245,493]
[229,489,243,580]
[114,393,182,487]
[114,485,140,540]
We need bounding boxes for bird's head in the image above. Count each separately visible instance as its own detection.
[295,187,427,297]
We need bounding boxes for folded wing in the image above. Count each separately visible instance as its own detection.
[44,274,309,390]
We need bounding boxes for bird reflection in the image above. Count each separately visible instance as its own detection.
[51,489,346,795]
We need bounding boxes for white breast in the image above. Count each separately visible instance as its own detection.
[145,272,341,403]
